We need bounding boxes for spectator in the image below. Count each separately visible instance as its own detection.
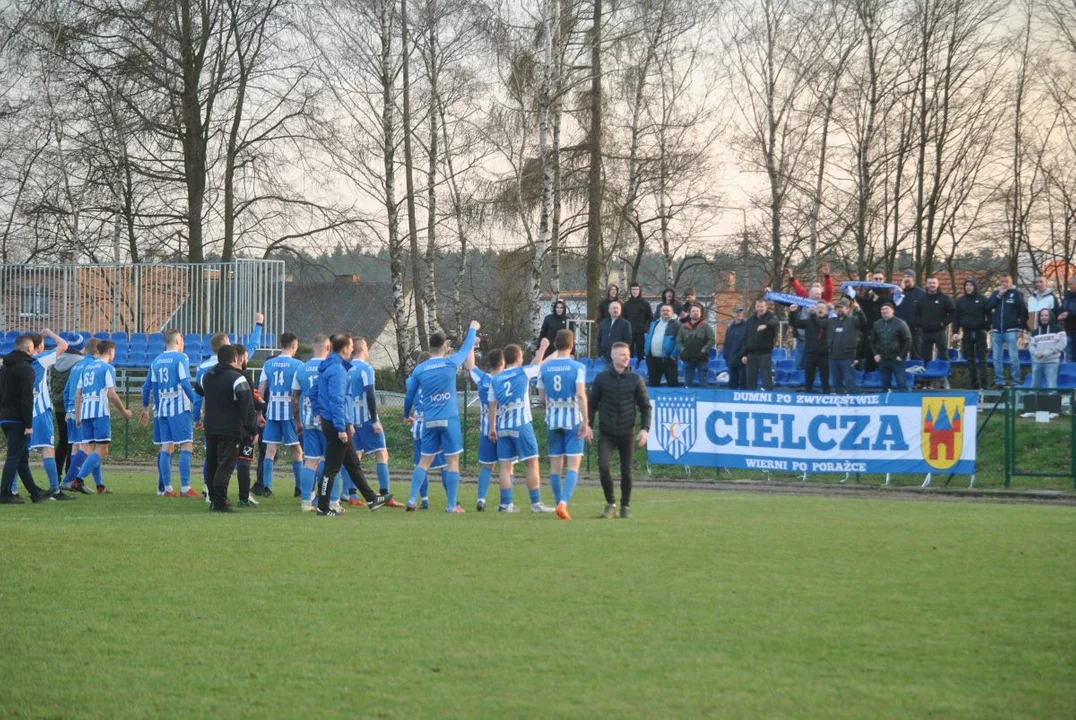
[0,334,52,504]
[622,282,654,364]
[952,278,990,389]
[597,300,633,362]
[722,307,748,389]
[676,304,714,387]
[587,342,650,520]
[827,298,866,394]
[1060,276,1076,361]
[538,299,570,359]
[789,301,831,393]
[986,274,1027,387]
[595,284,620,325]
[1029,310,1065,389]
[741,299,779,390]
[895,269,926,359]
[856,271,895,372]
[786,261,835,302]
[677,287,700,323]
[658,288,682,318]
[789,285,825,370]
[1027,275,1060,331]
[644,303,680,387]
[918,277,954,365]
[871,302,912,391]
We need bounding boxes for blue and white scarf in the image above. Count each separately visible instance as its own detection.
[840,281,903,305]
[764,291,820,308]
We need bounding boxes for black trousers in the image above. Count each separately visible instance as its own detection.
[804,353,830,392]
[921,330,947,363]
[908,327,922,360]
[2,423,42,497]
[205,434,240,509]
[745,353,774,390]
[646,356,678,387]
[236,436,257,503]
[632,331,647,361]
[597,432,634,507]
[961,330,988,388]
[54,410,71,475]
[319,421,377,511]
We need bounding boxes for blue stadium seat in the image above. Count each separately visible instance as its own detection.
[772,347,787,361]
[130,333,148,345]
[93,332,111,340]
[1060,362,1076,376]
[112,331,129,343]
[128,351,148,367]
[1018,349,1032,367]
[776,359,797,373]
[708,347,719,361]
[859,371,882,389]
[1058,374,1076,389]
[3,330,19,341]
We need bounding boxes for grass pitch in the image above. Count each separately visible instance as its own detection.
[2,472,1073,719]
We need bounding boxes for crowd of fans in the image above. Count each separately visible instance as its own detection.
[538,271,1076,392]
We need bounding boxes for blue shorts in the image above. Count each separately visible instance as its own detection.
[496,424,540,463]
[29,413,54,450]
[477,434,499,465]
[354,421,387,453]
[81,416,112,443]
[66,415,82,445]
[412,437,446,468]
[155,412,193,445]
[263,418,300,445]
[548,425,585,457]
[419,421,463,457]
[301,426,326,460]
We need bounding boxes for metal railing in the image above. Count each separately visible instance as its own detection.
[0,260,286,340]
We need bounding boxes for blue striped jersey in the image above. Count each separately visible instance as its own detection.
[147,350,193,417]
[402,327,477,422]
[77,358,116,419]
[260,355,303,421]
[32,351,57,417]
[349,359,377,425]
[191,321,263,421]
[537,358,586,429]
[469,368,494,436]
[64,356,94,413]
[291,358,322,429]
[487,365,541,431]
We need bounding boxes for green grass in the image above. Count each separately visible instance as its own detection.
[2,472,1073,718]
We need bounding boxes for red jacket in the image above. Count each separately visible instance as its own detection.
[791,274,834,302]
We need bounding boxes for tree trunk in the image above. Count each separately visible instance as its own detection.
[401,0,428,349]
[585,0,603,323]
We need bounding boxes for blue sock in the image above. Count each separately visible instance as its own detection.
[202,458,209,485]
[549,472,562,505]
[178,451,192,490]
[500,486,513,507]
[262,457,274,490]
[342,471,356,496]
[409,466,427,506]
[476,466,492,502]
[44,457,59,492]
[529,487,541,505]
[158,452,172,491]
[291,460,302,490]
[77,452,101,482]
[441,470,448,493]
[300,466,315,501]
[564,469,579,503]
[444,471,460,511]
[420,478,429,499]
[92,463,103,487]
[64,450,87,485]
[329,472,343,502]
[376,462,390,494]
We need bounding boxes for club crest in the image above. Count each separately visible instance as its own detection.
[655,393,697,461]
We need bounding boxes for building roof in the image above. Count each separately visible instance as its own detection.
[285,279,400,344]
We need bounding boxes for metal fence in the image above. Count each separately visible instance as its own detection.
[0,260,286,339]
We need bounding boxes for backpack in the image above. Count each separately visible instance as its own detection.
[49,356,74,411]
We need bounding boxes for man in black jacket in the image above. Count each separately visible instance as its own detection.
[827,299,867,393]
[871,302,913,391]
[587,342,650,519]
[952,279,990,389]
[918,277,954,365]
[789,302,830,392]
[537,299,570,360]
[722,307,748,389]
[740,299,779,390]
[622,282,654,364]
[856,271,894,371]
[195,345,259,512]
[597,300,633,363]
[0,335,52,504]
[986,274,1028,387]
[895,269,926,359]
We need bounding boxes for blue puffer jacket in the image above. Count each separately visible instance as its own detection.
[644,318,680,358]
[313,352,353,432]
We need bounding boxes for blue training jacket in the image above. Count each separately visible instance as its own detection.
[313,352,352,433]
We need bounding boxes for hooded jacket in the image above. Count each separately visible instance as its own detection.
[953,281,989,333]
[644,316,680,358]
[986,288,1028,332]
[538,304,570,356]
[1029,318,1066,364]
[1061,290,1076,336]
[722,320,747,362]
[895,285,926,329]
[676,318,715,362]
[313,352,354,433]
[49,351,84,411]
[622,294,654,334]
[917,290,954,332]
[193,361,257,439]
[0,349,36,427]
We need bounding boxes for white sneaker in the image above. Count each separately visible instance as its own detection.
[498,503,518,513]
[244,496,259,507]
[531,502,555,514]
[301,501,316,512]
[329,500,345,514]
